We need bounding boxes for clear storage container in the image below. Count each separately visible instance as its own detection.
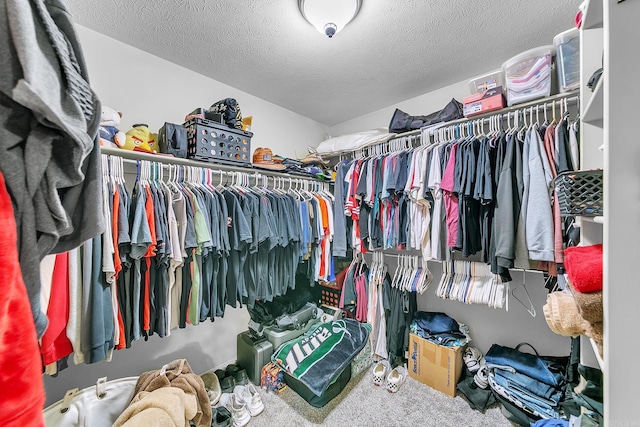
[503,45,555,106]
[553,28,580,93]
[468,69,505,94]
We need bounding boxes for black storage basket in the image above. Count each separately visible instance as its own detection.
[554,169,603,217]
[184,118,252,166]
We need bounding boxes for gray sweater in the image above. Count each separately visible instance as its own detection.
[0,0,103,337]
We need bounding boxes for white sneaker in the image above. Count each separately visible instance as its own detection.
[384,366,408,393]
[219,392,251,427]
[463,347,482,373]
[372,360,391,386]
[234,384,264,417]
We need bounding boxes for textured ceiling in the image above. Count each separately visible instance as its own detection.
[65,0,581,127]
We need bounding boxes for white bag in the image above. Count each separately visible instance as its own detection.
[44,376,138,427]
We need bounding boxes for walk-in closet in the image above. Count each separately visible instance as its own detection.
[0,0,636,426]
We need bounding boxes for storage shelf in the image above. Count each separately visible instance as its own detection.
[590,338,604,370]
[99,146,331,182]
[583,78,603,124]
[582,0,603,30]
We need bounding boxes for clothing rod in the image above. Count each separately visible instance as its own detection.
[362,251,546,274]
[389,90,580,141]
[100,147,327,183]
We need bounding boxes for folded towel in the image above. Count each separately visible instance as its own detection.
[564,245,603,293]
[568,282,603,323]
[586,322,603,360]
[543,292,589,338]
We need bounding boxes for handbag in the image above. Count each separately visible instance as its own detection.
[158,122,188,158]
[44,376,138,427]
[388,98,463,133]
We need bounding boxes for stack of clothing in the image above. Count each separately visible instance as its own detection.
[409,311,470,347]
[485,344,568,422]
[543,244,603,358]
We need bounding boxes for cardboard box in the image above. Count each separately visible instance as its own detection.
[463,86,505,117]
[408,333,464,397]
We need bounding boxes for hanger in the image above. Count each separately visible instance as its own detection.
[510,272,536,317]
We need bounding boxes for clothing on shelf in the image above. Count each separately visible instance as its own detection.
[38,155,334,369]
[333,98,580,285]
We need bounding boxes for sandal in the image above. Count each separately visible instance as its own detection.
[372,360,391,386]
[384,366,408,393]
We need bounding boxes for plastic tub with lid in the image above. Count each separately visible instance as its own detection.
[468,69,505,94]
[554,28,580,93]
[503,45,555,106]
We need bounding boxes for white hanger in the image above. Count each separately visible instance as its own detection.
[511,272,536,317]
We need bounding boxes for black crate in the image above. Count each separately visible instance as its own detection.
[554,169,603,217]
[184,118,252,166]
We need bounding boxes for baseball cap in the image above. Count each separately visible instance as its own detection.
[252,147,286,171]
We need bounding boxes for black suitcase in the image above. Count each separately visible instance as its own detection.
[284,365,351,408]
[236,331,274,385]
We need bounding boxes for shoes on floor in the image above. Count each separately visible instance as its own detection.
[211,406,233,427]
[233,369,250,386]
[200,371,222,406]
[473,363,489,389]
[372,360,391,386]
[220,375,236,394]
[384,366,408,393]
[463,347,483,373]
[234,384,264,417]
[218,393,251,427]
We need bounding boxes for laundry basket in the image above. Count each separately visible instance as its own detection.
[554,170,603,216]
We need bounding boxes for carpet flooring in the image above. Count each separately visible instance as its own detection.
[247,370,517,427]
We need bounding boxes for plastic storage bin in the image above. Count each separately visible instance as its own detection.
[468,69,505,94]
[554,28,580,93]
[503,45,555,106]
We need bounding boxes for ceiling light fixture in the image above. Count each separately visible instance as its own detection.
[298,0,362,38]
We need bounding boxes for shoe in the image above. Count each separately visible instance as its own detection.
[220,375,236,394]
[226,364,240,376]
[218,393,251,427]
[211,406,233,427]
[234,384,264,417]
[473,365,489,389]
[215,369,228,382]
[372,360,391,386]
[463,347,482,373]
[384,366,408,393]
[200,371,222,406]
[232,368,249,386]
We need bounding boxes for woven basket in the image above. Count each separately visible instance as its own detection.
[554,169,603,216]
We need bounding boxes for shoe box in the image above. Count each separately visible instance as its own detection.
[236,331,274,385]
[407,333,465,397]
[263,317,320,350]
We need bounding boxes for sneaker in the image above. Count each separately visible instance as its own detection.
[234,384,264,417]
[218,393,251,427]
[215,369,228,382]
[384,366,408,393]
[473,365,489,389]
[232,369,249,386]
[372,360,391,386]
[463,347,482,373]
[220,375,236,394]
[211,406,233,427]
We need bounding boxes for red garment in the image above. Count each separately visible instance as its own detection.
[0,172,45,426]
[143,187,156,332]
[564,244,603,292]
[112,188,126,350]
[40,252,73,365]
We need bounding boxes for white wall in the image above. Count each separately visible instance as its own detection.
[328,80,469,137]
[77,26,329,160]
